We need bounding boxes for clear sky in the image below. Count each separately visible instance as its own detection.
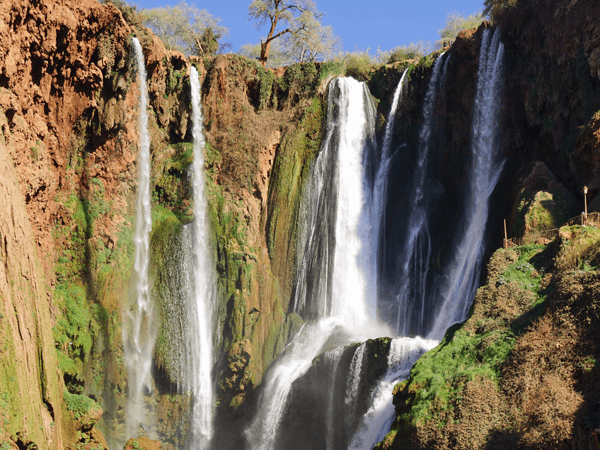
[131,0,486,54]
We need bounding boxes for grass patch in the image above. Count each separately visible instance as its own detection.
[63,390,101,420]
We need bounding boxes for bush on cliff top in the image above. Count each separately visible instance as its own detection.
[437,11,487,47]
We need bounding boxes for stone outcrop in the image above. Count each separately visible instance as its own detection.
[510,161,578,236]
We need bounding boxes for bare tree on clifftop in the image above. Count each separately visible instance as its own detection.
[142,1,230,56]
[248,0,336,65]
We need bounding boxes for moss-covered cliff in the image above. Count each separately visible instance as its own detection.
[377,226,600,450]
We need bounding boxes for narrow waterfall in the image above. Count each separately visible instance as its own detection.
[392,54,446,336]
[369,69,409,319]
[429,28,505,338]
[186,66,216,448]
[246,77,391,450]
[124,37,155,438]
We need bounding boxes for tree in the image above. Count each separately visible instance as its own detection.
[142,1,230,57]
[239,20,341,67]
[248,0,332,65]
[239,41,292,67]
[437,11,486,48]
[282,19,342,63]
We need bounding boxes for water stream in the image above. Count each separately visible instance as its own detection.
[124,36,155,439]
[392,53,446,337]
[186,66,217,449]
[246,77,391,450]
[429,28,505,339]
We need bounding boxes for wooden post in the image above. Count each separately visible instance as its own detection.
[503,219,508,249]
[584,186,588,224]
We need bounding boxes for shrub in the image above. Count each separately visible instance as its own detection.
[437,11,487,47]
[379,41,433,64]
[63,391,101,420]
[342,49,379,81]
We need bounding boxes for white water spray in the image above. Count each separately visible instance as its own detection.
[246,78,391,450]
[348,337,438,450]
[429,28,505,339]
[124,37,155,439]
[187,66,216,448]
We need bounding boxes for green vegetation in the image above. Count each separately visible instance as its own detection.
[388,244,551,433]
[437,11,487,47]
[555,226,600,271]
[380,41,433,64]
[63,391,102,420]
[154,142,194,223]
[342,49,379,81]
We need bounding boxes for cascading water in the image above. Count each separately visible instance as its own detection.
[429,28,505,339]
[369,69,409,320]
[348,337,438,450]
[124,37,156,439]
[244,31,505,448]
[392,53,446,337]
[185,66,216,449]
[246,77,391,450]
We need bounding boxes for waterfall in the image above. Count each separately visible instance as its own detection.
[186,66,216,448]
[348,338,438,450]
[392,53,446,336]
[246,77,391,450]
[369,69,409,319]
[124,37,156,439]
[428,29,505,339]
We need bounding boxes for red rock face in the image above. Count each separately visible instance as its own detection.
[0,0,131,279]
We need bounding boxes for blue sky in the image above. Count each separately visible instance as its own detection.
[131,0,486,53]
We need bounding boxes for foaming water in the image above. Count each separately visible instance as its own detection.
[348,337,438,450]
[124,37,155,439]
[186,66,216,448]
[246,77,391,450]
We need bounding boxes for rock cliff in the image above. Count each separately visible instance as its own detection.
[0,0,599,448]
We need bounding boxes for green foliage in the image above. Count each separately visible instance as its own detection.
[437,11,487,47]
[259,69,275,111]
[394,244,551,430]
[555,226,600,271]
[154,142,194,223]
[398,326,515,426]
[496,244,546,294]
[342,49,380,81]
[63,391,101,420]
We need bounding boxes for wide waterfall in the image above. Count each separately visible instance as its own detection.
[245,76,437,450]
[124,37,156,439]
[246,78,389,449]
[243,29,506,446]
[187,66,216,448]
